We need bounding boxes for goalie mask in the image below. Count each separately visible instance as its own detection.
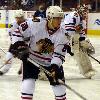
[76,4,88,16]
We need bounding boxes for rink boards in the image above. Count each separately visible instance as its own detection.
[0,10,100,35]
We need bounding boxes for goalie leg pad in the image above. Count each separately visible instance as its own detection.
[72,36,95,78]
[74,49,95,78]
[84,69,96,78]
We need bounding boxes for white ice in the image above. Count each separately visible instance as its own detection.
[0,28,100,100]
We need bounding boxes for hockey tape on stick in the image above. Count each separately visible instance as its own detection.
[28,58,87,100]
[88,54,100,64]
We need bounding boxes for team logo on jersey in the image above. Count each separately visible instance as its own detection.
[94,19,100,25]
[74,12,78,17]
[36,38,54,54]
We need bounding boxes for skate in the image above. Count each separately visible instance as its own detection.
[0,71,4,76]
[84,69,96,79]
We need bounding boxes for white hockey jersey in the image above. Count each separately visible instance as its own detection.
[61,11,86,38]
[9,18,37,44]
[11,20,69,67]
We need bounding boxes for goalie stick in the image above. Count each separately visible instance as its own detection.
[28,58,87,100]
[88,53,100,64]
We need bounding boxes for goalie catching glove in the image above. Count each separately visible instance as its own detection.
[10,41,29,60]
[80,38,95,54]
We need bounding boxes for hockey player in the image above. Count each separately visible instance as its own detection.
[62,4,96,79]
[9,6,70,100]
[0,10,47,76]
[0,10,26,75]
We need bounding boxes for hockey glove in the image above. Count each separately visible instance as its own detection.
[80,39,95,54]
[49,64,62,85]
[63,44,74,56]
[17,46,29,60]
[10,41,29,60]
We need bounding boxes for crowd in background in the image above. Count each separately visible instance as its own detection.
[0,0,100,12]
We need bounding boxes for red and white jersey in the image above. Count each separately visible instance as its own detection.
[9,18,34,44]
[8,21,19,44]
[61,11,86,38]
[11,20,69,67]
[8,21,19,35]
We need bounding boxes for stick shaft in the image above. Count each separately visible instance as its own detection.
[88,54,100,64]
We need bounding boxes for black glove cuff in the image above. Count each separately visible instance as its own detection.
[50,64,59,71]
[79,37,85,41]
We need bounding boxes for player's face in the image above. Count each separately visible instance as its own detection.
[51,17,62,28]
[15,17,25,24]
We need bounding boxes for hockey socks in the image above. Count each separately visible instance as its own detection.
[21,79,35,100]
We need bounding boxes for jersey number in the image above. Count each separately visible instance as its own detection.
[21,22,28,31]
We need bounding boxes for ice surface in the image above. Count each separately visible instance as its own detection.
[0,28,100,100]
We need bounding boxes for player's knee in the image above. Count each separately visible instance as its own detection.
[21,79,35,100]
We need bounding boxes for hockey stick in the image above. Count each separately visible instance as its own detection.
[0,47,6,54]
[0,58,12,69]
[58,80,87,100]
[0,47,13,69]
[28,58,87,100]
[88,54,100,64]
